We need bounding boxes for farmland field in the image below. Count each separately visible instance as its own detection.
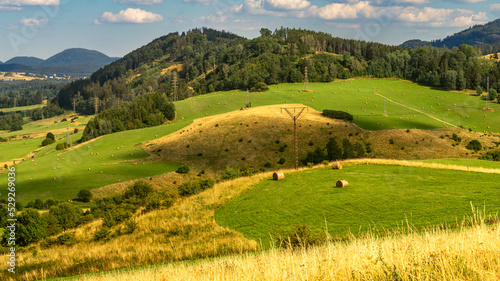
[215,164,500,247]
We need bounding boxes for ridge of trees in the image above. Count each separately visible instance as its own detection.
[56,27,500,117]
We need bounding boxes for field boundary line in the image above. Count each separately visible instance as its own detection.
[344,158,500,174]
[373,93,457,128]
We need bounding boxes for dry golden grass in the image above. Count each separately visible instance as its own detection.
[0,174,269,281]
[74,218,500,281]
[161,64,182,76]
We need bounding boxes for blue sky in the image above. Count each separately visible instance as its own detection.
[0,0,499,62]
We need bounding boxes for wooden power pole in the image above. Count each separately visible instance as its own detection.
[282,107,307,170]
[172,72,178,101]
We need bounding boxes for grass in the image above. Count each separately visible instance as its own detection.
[0,102,46,113]
[419,158,500,169]
[45,221,500,281]
[0,136,45,162]
[176,79,500,133]
[215,164,500,247]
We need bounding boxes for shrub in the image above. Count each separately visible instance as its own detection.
[466,140,482,152]
[56,142,70,150]
[322,110,353,122]
[178,178,216,196]
[480,151,500,161]
[279,146,286,152]
[144,193,162,212]
[93,227,111,242]
[77,189,93,202]
[274,223,327,249]
[162,190,179,208]
[122,219,138,234]
[123,181,153,200]
[41,138,55,146]
[264,162,272,168]
[46,132,55,140]
[389,138,394,144]
[277,158,286,164]
[304,147,327,164]
[176,165,190,174]
[56,233,77,246]
[74,128,79,134]
[250,82,269,92]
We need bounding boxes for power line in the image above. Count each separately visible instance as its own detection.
[281,107,308,170]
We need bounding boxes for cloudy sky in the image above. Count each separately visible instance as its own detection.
[0,0,499,62]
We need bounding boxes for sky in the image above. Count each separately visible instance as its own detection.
[0,0,499,62]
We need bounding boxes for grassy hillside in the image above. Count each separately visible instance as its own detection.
[215,164,500,247]
[2,79,500,203]
[48,222,500,281]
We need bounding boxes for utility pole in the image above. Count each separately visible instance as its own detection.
[304,66,308,90]
[281,107,308,170]
[486,75,490,110]
[72,98,76,113]
[94,95,99,115]
[66,123,72,147]
[172,72,178,101]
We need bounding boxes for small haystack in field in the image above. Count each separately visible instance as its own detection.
[332,162,342,169]
[336,180,348,188]
[273,172,285,181]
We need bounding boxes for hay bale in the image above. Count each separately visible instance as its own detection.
[336,180,348,187]
[332,162,342,169]
[273,172,285,181]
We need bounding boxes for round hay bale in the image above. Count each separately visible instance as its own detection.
[332,162,342,170]
[336,180,348,188]
[273,172,285,181]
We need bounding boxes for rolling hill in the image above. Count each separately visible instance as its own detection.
[401,18,500,51]
[0,48,119,76]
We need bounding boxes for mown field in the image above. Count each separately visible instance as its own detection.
[215,164,500,247]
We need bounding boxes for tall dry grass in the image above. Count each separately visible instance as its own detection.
[0,174,273,281]
[75,214,500,281]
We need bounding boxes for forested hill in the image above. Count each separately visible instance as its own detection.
[57,27,500,115]
[401,19,500,53]
[56,27,401,114]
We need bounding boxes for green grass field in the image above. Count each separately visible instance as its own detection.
[0,137,45,162]
[215,165,500,247]
[0,102,45,114]
[3,78,499,203]
[176,79,500,132]
[419,158,500,169]
[0,120,80,138]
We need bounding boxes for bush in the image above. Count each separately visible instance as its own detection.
[56,233,77,246]
[277,158,286,164]
[93,227,111,242]
[74,128,79,134]
[480,151,500,161]
[322,110,353,122]
[466,140,482,152]
[77,189,93,202]
[274,223,327,249]
[176,165,190,174]
[162,190,179,208]
[46,132,55,140]
[264,162,272,168]
[56,142,70,150]
[144,193,162,212]
[41,138,55,146]
[121,219,138,234]
[250,82,269,92]
[304,147,327,164]
[178,178,216,196]
[123,181,153,200]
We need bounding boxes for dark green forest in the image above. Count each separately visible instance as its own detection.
[57,27,500,118]
[0,80,66,109]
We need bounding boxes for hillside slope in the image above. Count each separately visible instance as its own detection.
[401,18,500,51]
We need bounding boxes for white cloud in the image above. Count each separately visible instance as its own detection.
[95,8,163,24]
[19,17,48,27]
[0,5,21,10]
[491,3,500,13]
[444,0,485,3]
[119,0,163,5]
[0,0,59,5]
[396,7,487,27]
[182,0,217,5]
[265,0,311,10]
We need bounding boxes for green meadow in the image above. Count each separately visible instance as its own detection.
[215,164,500,247]
[3,79,500,203]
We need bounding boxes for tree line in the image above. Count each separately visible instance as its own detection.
[54,27,500,118]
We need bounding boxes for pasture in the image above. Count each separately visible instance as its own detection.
[215,164,500,247]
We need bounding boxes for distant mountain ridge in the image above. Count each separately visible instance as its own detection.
[401,19,500,51]
[0,48,120,76]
